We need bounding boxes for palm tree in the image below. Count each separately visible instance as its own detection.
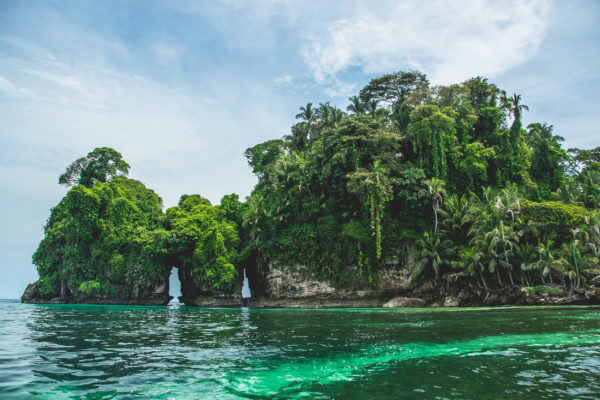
[507,93,529,125]
[295,103,318,139]
[534,240,564,286]
[526,123,567,191]
[579,170,600,209]
[413,231,454,285]
[525,123,564,148]
[454,246,488,290]
[420,177,446,234]
[484,220,517,287]
[515,243,537,286]
[347,96,366,115]
[242,193,264,243]
[552,180,578,204]
[570,228,582,289]
[316,102,331,122]
[439,194,474,245]
[499,185,522,222]
[287,123,309,151]
[327,107,345,128]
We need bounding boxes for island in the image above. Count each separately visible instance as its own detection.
[22,71,600,307]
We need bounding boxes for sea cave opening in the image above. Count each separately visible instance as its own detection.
[168,267,182,305]
[242,268,252,303]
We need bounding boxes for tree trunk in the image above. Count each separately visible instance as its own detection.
[480,271,489,290]
[540,269,546,285]
[504,248,515,287]
[572,241,580,289]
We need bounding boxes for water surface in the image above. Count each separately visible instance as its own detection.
[1,300,599,399]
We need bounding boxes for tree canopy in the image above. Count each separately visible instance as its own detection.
[59,147,130,188]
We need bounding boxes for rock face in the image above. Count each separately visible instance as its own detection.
[21,279,172,306]
[22,259,600,308]
[248,261,419,308]
[245,261,600,309]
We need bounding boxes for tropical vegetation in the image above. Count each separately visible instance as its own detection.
[27,71,600,301]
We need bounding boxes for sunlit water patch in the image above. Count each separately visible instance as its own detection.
[1,300,599,399]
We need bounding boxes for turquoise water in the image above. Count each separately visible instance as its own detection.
[1,300,599,399]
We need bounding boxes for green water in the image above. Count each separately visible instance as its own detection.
[1,300,599,399]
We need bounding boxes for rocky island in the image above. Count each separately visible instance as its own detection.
[22,72,600,308]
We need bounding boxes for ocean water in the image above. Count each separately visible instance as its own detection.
[1,300,599,399]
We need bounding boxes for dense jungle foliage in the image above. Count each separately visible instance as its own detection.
[30,71,600,299]
[244,71,600,292]
[31,148,244,300]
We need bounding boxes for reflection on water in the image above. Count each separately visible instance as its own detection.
[0,300,599,399]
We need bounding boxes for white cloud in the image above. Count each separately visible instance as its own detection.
[22,68,87,92]
[321,79,357,98]
[274,74,293,86]
[0,75,35,98]
[0,41,291,209]
[302,0,551,85]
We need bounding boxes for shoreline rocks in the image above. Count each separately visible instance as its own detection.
[22,261,600,308]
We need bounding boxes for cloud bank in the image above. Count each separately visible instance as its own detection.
[303,0,551,85]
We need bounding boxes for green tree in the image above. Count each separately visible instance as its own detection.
[295,102,319,140]
[526,123,566,194]
[459,142,495,191]
[506,93,529,128]
[420,177,446,234]
[359,70,429,107]
[413,231,454,285]
[408,105,460,180]
[347,160,393,260]
[347,96,366,115]
[32,175,170,302]
[59,147,130,188]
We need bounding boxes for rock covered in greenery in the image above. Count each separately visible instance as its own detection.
[165,194,244,305]
[23,149,245,305]
[23,70,600,307]
[24,176,172,304]
[244,71,600,304]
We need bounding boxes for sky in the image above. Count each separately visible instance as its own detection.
[1,0,599,298]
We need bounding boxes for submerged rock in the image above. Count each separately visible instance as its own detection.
[383,297,426,308]
[443,296,460,307]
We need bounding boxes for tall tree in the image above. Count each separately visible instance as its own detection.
[347,96,366,115]
[420,177,446,234]
[507,93,529,130]
[359,70,429,106]
[347,160,393,260]
[59,147,130,188]
[413,231,454,285]
[526,123,567,193]
[295,102,319,140]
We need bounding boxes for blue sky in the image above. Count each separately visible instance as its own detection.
[1,0,599,298]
